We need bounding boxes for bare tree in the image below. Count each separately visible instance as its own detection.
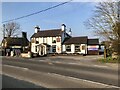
[85,1,120,53]
[4,22,21,37]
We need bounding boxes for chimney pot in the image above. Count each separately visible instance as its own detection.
[61,24,66,31]
[35,25,40,33]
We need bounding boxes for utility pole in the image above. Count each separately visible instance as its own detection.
[104,45,107,61]
[2,24,5,56]
[118,1,120,63]
[3,24,5,39]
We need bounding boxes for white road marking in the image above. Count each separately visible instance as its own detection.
[33,60,109,68]
[28,59,48,62]
[48,73,120,88]
[94,65,108,68]
[68,63,81,65]
[46,59,50,60]
[48,62,53,65]
[37,60,81,65]
[54,61,62,63]
[3,65,29,70]
[38,60,47,62]
[16,58,111,69]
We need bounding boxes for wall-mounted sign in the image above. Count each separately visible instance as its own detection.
[12,46,21,48]
[57,38,60,42]
[88,45,99,51]
[88,48,98,50]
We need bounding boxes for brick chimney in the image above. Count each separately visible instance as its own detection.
[22,32,27,38]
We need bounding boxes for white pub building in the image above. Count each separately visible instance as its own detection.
[31,24,71,56]
[31,24,99,56]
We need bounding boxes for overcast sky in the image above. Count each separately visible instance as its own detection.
[2,1,98,42]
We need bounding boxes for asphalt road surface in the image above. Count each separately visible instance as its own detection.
[2,75,41,88]
[2,56,120,89]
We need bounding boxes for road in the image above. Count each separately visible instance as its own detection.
[2,75,42,88]
[1,56,119,89]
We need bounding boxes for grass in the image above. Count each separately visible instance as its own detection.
[98,56,119,63]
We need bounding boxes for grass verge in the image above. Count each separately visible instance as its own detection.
[98,56,119,63]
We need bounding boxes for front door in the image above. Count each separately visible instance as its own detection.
[38,44,47,56]
[41,46,44,55]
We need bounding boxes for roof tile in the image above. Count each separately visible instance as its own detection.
[31,29,63,38]
[64,36,88,44]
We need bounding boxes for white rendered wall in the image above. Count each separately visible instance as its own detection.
[31,35,65,54]
[64,44,87,54]
[71,44,75,53]
[31,43,37,53]
[56,36,62,53]
[62,45,66,52]
[80,44,87,54]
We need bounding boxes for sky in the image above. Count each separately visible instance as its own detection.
[1,1,98,42]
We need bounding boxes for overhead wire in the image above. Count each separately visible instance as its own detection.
[2,0,73,23]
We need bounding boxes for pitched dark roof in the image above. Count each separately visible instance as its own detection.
[88,39,99,45]
[31,29,63,38]
[3,37,29,47]
[64,36,88,44]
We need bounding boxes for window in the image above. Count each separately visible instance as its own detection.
[82,45,86,50]
[52,37,56,43]
[75,45,81,52]
[52,40,56,43]
[66,45,71,52]
[47,47,50,52]
[31,38,36,43]
[34,38,39,44]
[31,38,34,43]
[52,45,56,52]
[36,41,39,44]
[43,38,45,43]
[35,46,37,52]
